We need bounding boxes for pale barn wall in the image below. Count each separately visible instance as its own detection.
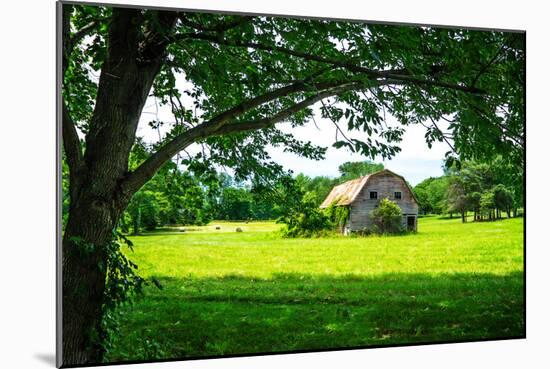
[347,172,418,232]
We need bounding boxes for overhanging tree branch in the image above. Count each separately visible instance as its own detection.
[179,15,255,33]
[172,31,392,76]
[171,32,485,94]
[68,21,98,52]
[62,99,84,185]
[199,69,347,129]
[470,42,507,89]
[60,5,113,176]
[62,5,100,75]
[212,84,361,135]
[122,82,362,194]
[139,10,179,63]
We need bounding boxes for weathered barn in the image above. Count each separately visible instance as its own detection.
[320,169,419,234]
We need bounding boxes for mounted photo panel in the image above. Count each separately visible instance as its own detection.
[57,1,525,367]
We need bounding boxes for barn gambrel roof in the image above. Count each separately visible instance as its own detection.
[319,169,419,208]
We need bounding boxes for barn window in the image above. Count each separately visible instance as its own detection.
[369,191,378,199]
[394,191,402,200]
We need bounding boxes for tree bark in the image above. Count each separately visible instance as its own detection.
[62,189,125,364]
[61,8,177,365]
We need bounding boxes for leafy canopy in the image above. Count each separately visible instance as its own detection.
[64,5,525,191]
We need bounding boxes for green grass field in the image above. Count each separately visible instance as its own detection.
[107,216,524,362]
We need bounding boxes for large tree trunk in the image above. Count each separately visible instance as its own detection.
[61,8,177,365]
[62,188,125,365]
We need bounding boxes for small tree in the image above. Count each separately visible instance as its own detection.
[447,175,469,222]
[468,191,482,221]
[480,191,496,220]
[369,198,404,234]
[278,193,332,237]
[493,184,514,218]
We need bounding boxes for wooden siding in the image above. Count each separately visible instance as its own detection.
[347,172,418,232]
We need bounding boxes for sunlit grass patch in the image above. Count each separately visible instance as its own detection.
[108,217,524,361]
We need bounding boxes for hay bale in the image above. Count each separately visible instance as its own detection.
[215,226,221,230]
[179,228,186,233]
[235,227,243,232]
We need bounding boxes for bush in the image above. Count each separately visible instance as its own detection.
[127,190,163,234]
[323,203,350,233]
[277,193,333,238]
[369,198,403,234]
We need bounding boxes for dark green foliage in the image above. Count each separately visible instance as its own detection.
[127,191,163,233]
[447,175,469,222]
[445,160,521,221]
[95,232,146,359]
[414,158,523,221]
[278,193,333,238]
[493,184,514,218]
[102,233,145,312]
[121,159,385,229]
[480,191,496,219]
[338,161,384,182]
[61,159,70,229]
[295,174,338,206]
[209,174,289,221]
[414,177,449,215]
[369,198,404,234]
[217,187,254,221]
[324,203,351,233]
[468,192,482,217]
[123,140,215,233]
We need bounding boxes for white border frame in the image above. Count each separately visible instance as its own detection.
[2,1,548,369]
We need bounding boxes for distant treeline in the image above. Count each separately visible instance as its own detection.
[119,160,385,234]
[413,158,523,222]
[62,143,522,234]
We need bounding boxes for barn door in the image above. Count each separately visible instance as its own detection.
[407,216,416,231]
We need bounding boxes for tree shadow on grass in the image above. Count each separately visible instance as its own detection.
[109,271,524,363]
